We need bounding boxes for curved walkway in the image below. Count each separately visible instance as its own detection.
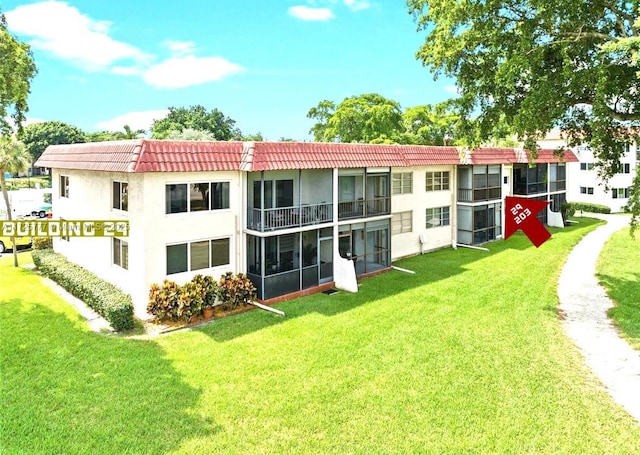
[558,214,640,423]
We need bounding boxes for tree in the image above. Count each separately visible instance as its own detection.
[402,104,459,145]
[408,0,640,232]
[307,94,404,143]
[18,121,86,164]
[120,124,145,139]
[151,105,242,140]
[0,9,38,135]
[0,136,31,267]
[165,128,217,141]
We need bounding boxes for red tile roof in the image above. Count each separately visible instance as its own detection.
[35,140,578,173]
[246,142,409,170]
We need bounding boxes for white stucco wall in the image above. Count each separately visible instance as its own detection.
[51,169,243,318]
[391,166,456,260]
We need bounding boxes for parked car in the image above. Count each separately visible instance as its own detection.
[30,203,52,218]
[0,235,32,253]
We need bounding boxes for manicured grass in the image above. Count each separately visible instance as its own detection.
[597,226,640,350]
[2,220,640,454]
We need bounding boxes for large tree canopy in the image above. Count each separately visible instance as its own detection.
[18,121,86,162]
[408,0,640,231]
[308,94,460,145]
[308,94,404,143]
[151,105,242,140]
[0,9,37,135]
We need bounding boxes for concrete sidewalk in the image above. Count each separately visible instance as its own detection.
[557,214,640,424]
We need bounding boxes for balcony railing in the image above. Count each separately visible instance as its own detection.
[247,202,333,231]
[338,196,390,220]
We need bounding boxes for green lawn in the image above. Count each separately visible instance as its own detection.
[2,218,640,454]
[597,226,640,350]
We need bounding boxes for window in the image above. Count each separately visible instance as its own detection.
[391,211,412,234]
[622,163,630,174]
[392,173,412,194]
[580,163,595,171]
[60,218,69,242]
[425,171,450,191]
[166,182,230,214]
[60,175,69,198]
[113,238,128,269]
[580,187,594,195]
[426,207,450,229]
[112,181,128,211]
[612,188,629,199]
[167,238,230,274]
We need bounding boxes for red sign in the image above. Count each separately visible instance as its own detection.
[504,196,551,247]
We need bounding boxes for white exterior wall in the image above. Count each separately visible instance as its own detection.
[51,168,140,310]
[51,169,243,318]
[391,166,455,260]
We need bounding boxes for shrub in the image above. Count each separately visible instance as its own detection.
[32,237,53,250]
[560,202,576,225]
[147,280,181,321]
[147,275,217,322]
[570,202,611,214]
[191,274,217,307]
[31,249,134,331]
[216,272,257,310]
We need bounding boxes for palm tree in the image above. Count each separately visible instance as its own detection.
[122,124,145,139]
[0,136,31,267]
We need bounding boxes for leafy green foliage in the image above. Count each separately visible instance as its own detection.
[308,94,461,145]
[408,0,639,229]
[32,237,52,250]
[31,249,134,331]
[216,271,257,310]
[0,9,37,135]
[151,105,242,140]
[308,94,403,143]
[18,121,86,162]
[569,202,612,214]
[147,274,218,322]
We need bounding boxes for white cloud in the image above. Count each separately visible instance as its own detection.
[95,109,169,132]
[163,40,197,57]
[5,1,152,71]
[143,56,245,89]
[344,0,371,11]
[288,6,335,21]
[5,1,244,89]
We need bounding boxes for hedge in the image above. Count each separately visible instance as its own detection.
[31,249,134,331]
[569,202,611,214]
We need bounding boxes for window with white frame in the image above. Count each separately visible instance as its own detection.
[612,188,629,199]
[60,175,69,198]
[391,211,412,234]
[425,171,449,191]
[166,237,230,274]
[113,238,128,269]
[426,207,450,229]
[580,163,595,171]
[166,182,230,214]
[580,186,594,195]
[392,173,413,194]
[112,181,128,211]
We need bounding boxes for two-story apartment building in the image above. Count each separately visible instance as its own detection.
[36,140,576,318]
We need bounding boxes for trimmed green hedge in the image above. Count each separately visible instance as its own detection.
[569,202,611,214]
[31,249,134,331]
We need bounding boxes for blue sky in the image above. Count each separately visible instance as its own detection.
[4,0,456,140]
